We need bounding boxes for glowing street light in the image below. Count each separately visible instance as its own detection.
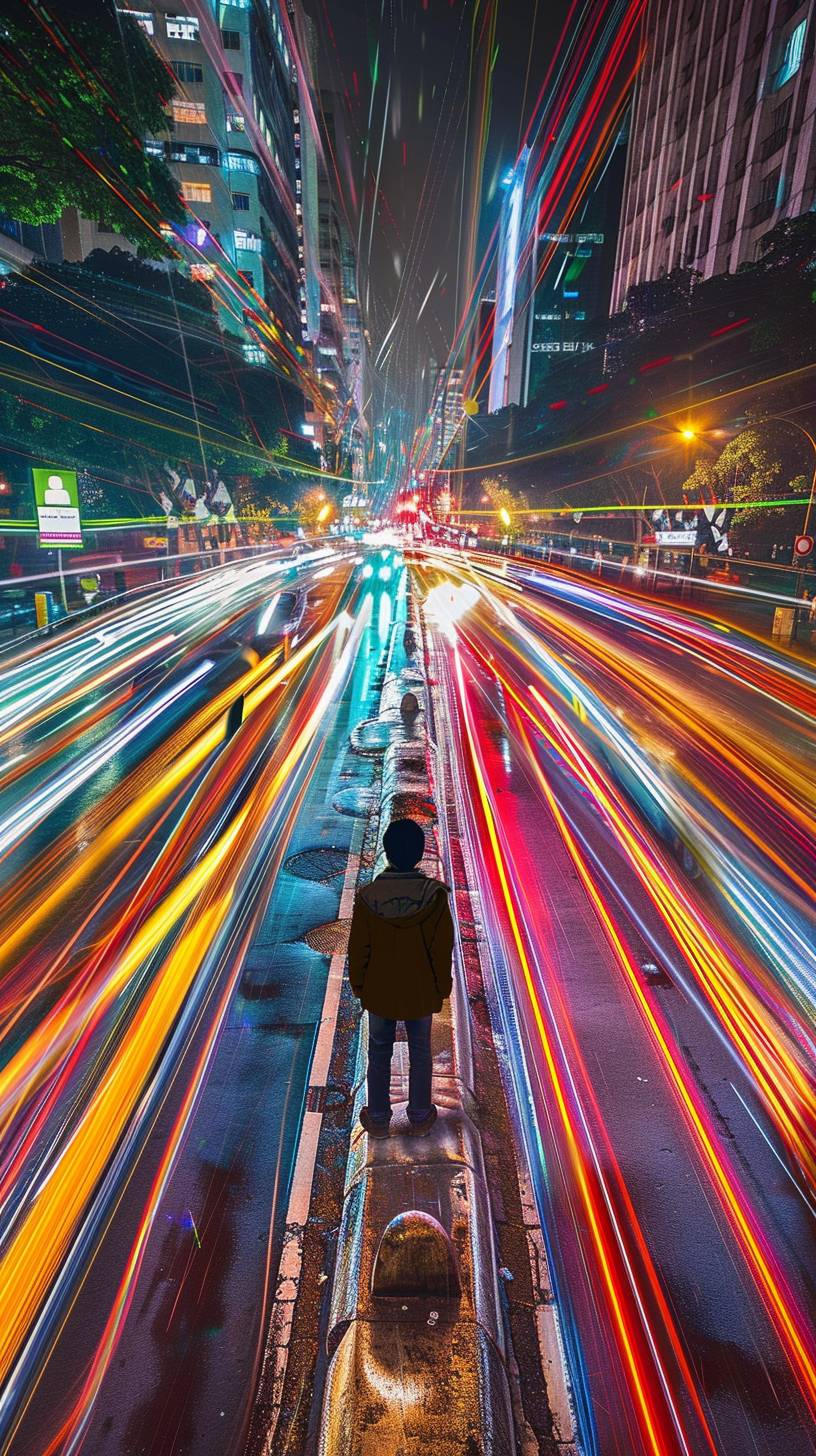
[679,426,697,441]
[317,502,333,524]
[499,507,512,528]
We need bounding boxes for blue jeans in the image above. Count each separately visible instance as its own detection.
[367,1014,434,1125]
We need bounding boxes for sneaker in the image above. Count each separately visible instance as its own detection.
[360,1106,391,1139]
[405,1105,437,1137]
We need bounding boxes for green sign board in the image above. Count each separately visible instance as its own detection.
[32,467,83,549]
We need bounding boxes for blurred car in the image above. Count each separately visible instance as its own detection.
[251,588,308,645]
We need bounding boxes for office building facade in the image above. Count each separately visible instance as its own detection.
[611,0,816,312]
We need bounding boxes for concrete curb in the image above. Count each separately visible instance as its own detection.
[317,604,517,1455]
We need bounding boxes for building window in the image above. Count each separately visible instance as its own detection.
[232,191,250,210]
[777,19,807,86]
[225,150,260,174]
[238,269,255,285]
[225,70,244,94]
[170,142,219,165]
[234,229,262,251]
[762,94,793,158]
[122,9,154,34]
[172,99,206,125]
[144,138,165,157]
[171,60,203,83]
[227,111,245,132]
[181,181,212,203]
[166,13,199,40]
[221,28,240,49]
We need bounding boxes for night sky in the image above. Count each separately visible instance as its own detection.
[309,0,567,427]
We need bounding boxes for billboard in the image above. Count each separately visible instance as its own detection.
[32,467,83,549]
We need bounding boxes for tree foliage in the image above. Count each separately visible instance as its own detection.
[479,473,527,521]
[0,254,311,515]
[296,486,334,530]
[0,0,184,257]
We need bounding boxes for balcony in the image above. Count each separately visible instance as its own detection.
[748,196,776,228]
[760,126,788,161]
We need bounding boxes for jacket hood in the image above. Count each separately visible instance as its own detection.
[358,868,449,924]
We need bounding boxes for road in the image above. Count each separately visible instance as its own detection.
[0,541,405,1455]
[3,536,815,1456]
[418,545,816,1456]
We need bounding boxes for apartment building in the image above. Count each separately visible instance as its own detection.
[611,0,816,311]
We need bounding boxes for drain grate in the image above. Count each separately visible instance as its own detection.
[285,847,348,883]
[303,918,351,955]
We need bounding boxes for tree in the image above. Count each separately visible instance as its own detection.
[479,473,527,528]
[755,213,816,273]
[296,486,334,532]
[680,427,796,552]
[0,256,307,513]
[0,0,184,257]
[624,266,700,326]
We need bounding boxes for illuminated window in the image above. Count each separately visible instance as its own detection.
[144,138,164,157]
[225,150,260,174]
[166,13,199,40]
[227,111,245,132]
[122,9,154,34]
[170,142,218,164]
[171,60,203,83]
[232,192,250,210]
[182,181,212,203]
[242,343,266,364]
[172,99,206,125]
[221,28,240,49]
[777,19,807,86]
[234,229,261,251]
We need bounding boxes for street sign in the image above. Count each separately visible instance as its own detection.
[32,467,83,549]
[655,529,697,546]
[793,533,814,558]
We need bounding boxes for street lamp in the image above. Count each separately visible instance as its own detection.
[679,426,697,442]
[317,502,332,525]
[498,507,512,528]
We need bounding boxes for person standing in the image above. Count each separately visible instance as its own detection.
[347,818,454,1137]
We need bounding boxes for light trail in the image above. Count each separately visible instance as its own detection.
[417,545,816,1448]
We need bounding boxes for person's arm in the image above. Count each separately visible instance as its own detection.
[427,894,454,1000]
[346,895,371,998]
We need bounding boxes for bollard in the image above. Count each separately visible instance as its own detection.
[34,591,53,629]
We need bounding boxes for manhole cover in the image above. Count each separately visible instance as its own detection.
[285,847,348,882]
[303,918,351,955]
[333,786,377,817]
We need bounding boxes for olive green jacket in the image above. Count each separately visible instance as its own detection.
[347,868,454,1018]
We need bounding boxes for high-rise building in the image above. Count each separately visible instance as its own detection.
[488,150,531,414]
[0,4,305,368]
[611,0,816,312]
[122,1,302,357]
[428,363,464,467]
[292,8,323,345]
